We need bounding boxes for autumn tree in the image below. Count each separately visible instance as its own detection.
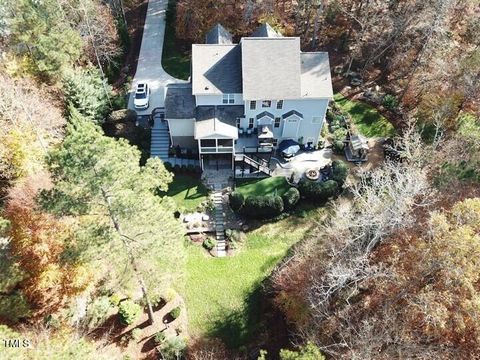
[41,110,185,324]
[1,175,92,322]
[0,74,65,188]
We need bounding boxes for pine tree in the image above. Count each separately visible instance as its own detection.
[42,110,184,324]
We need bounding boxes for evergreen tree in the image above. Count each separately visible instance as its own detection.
[63,67,112,123]
[42,110,184,324]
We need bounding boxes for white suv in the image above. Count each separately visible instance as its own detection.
[133,82,150,109]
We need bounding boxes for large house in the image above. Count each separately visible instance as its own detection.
[164,23,333,170]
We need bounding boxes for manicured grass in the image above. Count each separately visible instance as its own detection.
[182,207,323,348]
[164,174,209,211]
[334,93,395,138]
[235,177,291,198]
[162,0,190,80]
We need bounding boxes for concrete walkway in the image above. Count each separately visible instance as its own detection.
[127,0,185,115]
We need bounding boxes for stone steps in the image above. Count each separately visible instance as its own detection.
[211,189,227,257]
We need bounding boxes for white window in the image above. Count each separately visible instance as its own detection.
[248,118,254,129]
[276,100,283,109]
[312,116,322,124]
[287,118,297,122]
[262,100,272,108]
[250,101,256,110]
[274,117,281,128]
[222,94,235,104]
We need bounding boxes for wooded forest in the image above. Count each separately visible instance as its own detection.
[0,0,479,359]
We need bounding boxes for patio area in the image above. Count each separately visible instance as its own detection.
[270,148,333,182]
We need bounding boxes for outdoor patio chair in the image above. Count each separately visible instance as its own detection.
[238,127,244,136]
[246,128,253,135]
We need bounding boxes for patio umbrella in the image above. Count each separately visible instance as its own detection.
[278,139,300,157]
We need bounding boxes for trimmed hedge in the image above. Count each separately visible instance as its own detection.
[282,187,300,210]
[298,179,339,202]
[243,195,284,219]
[229,191,245,211]
[331,160,349,185]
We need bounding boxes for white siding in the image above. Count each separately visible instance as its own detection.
[195,94,243,106]
[242,98,329,144]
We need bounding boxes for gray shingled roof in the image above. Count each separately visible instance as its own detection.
[164,84,196,119]
[205,24,233,44]
[282,110,303,119]
[300,52,333,98]
[241,38,301,100]
[256,111,274,120]
[192,44,242,95]
[194,106,243,139]
[251,23,282,38]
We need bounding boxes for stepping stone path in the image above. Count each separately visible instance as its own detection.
[212,185,226,257]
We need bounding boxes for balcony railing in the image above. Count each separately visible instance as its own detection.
[200,146,234,154]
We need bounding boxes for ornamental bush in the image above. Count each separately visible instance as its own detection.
[154,331,166,344]
[282,187,300,210]
[203,238,216,250]
[243,195,284,219]
[298,179,339,203]
[331,160,349,186]
[229,191,245,211]
[170,307,181,319]
[118,300,142,325]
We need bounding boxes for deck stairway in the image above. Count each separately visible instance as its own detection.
[235,154,272,177]
[150,112,170,160]
[212,187,226,257]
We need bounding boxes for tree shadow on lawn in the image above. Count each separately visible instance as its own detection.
[207,285,264,349]
[160,175,208,201]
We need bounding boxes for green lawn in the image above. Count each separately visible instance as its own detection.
[235,177,291,198]
[182,207,321,348]
[163,174,209,211]
[334,93,395,137]
[162,0,190,80]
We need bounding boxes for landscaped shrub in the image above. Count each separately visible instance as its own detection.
[203,238,217,250]
[298,179,339,202]
[333,140,345,154]
[243,195,284,219]
[383,94,398,110]
[173,164,181,172]
[160,336,187,360]
[229,191,245,211]
[154,331,166,344]
[331,160,349,186]
[87,296,112,327]
[282,187,300,210]
[170,307,181,319]
[118,300,142,325]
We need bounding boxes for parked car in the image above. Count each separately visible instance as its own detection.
[133,82,150,109]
